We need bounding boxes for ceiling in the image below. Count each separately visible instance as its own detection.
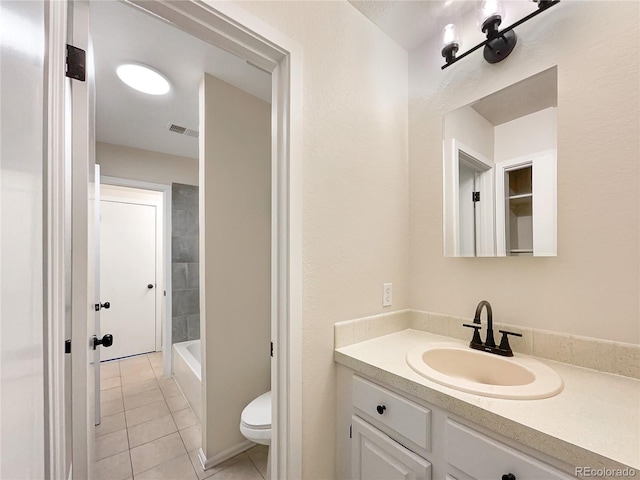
[90,1,271,159]
[348,0,476,51]
[471,67,557,126]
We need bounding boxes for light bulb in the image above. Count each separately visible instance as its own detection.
[441,24,459,49]
[478,0,504,34]
[440,24,460,63]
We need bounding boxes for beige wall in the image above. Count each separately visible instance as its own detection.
[228,2,410,478]
[199,74,271,460]
[96,141,198,186]
[444,106,494,161]
[409,2,639,343]
[494,108,556,163]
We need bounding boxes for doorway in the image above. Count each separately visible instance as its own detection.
[55,1,302,478]
[453,140,496,257]
[458,151,491,257]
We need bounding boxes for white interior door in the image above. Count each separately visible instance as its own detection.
[100,200,157,361]
[69,1,97,477]
[458,163,476,257]
[531,151,557,256]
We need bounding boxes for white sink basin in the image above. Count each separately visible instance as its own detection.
[406,342,563,399]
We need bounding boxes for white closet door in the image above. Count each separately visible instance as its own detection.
[100,200,157,361]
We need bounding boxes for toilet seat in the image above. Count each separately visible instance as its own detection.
[240,391,271,445]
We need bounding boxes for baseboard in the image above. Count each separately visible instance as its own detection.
[197,440,255,470]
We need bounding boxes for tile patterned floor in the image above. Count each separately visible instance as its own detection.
[95,352,268,480]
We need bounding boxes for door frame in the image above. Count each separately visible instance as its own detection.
[450,139,495,257]
[494,150,557,256]
[100,177,171,367]
[46,1,302,478]
[45,0,70,478]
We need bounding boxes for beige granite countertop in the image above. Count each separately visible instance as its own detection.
[335,329,640,473]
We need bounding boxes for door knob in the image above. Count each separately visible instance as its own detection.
[92,334,113,350]
[95,302,110,311]
[147,284,154,289]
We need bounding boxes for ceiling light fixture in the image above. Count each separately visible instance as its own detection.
[116,63,170,95]
[441,0,560,70]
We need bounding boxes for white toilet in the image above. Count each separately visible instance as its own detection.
[240,391,271,478]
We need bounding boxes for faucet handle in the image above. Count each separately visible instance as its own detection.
[497,330,522,357]
[463,323,483,348]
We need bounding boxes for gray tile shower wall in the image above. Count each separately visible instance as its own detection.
[172,183,200,343]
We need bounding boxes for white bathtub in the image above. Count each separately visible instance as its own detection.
[173,340,202,422]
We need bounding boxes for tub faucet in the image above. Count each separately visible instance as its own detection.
[463,300,523,357]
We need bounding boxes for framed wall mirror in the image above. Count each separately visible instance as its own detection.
[443,67,558,257]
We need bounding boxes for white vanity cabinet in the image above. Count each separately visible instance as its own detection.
[340,372,576,480]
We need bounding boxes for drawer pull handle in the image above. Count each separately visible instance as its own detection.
[376,404,386,415]
[501,474,516,480]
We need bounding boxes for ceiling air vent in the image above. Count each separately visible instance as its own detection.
[168,123,199,138]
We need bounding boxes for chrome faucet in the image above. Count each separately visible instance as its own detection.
[463,300,522,357]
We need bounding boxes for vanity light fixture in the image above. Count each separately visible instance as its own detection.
[441,0,560,70]
[116,63,170,95]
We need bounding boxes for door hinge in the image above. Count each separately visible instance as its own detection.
[65,339,71,354]
[349,424,352,439]
[472,191,480,202]
[65,44,86,81]
[270,342,273,357]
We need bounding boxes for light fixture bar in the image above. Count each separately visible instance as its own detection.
[442,0,560,70]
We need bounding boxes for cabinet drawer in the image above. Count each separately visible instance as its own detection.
[446,420,575,480]
[352,376,431,452]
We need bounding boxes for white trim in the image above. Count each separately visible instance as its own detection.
[124,1,302,477]
[100,176,173,377]
[196,441,255,471]
[44,1,69,478]
[276,51,304,480]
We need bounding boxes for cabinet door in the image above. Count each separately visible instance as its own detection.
[352,416,431,480]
